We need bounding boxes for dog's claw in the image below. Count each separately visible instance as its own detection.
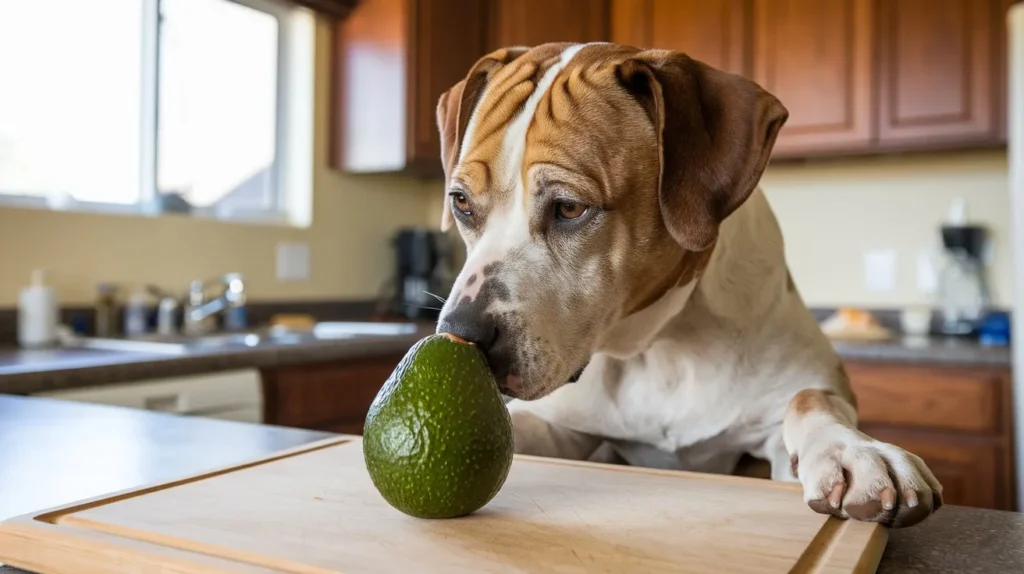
[904,489,919,508]
[881,487,896,510]
[827,482,844,509]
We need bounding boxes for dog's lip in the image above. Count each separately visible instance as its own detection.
[497,372,521,396]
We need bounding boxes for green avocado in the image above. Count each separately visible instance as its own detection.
[362,333,514,519]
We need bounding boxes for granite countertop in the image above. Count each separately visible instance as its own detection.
[0,394,1019,574]
[830,334,1012,367]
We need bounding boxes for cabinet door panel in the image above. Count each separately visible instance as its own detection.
[877,0,999,146]
[611,0,748,75]
[262,355,402,428]
[861,426,1010,511]
[752,0,874,155]
[408,0,490,170]
[490,0,609,50]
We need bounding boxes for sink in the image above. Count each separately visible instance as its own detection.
[63,322,420,355]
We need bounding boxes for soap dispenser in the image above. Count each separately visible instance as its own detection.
[18,269,59,348]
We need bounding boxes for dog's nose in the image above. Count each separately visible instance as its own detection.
[436,303,500,354]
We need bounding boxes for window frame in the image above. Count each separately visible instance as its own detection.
[0,0,312,227]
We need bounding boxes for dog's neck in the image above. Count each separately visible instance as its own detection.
[595,187,774,360]
[596,276,700,359]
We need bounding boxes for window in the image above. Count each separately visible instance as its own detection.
[0,0,314,226]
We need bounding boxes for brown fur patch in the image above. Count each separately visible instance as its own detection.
[624,243,716,317]
[789,388,836,416]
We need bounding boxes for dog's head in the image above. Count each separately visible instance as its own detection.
[434,43,788,400]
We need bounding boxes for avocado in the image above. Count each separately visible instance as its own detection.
[362,332,514,519]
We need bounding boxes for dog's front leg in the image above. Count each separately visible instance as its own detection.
[506,400,603,460]
[783,389,943,528]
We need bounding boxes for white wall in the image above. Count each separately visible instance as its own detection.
[761,148,1011,309]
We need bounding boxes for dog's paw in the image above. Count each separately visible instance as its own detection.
[794,429,943,528]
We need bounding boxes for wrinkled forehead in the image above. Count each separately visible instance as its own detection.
[451,42,640,201]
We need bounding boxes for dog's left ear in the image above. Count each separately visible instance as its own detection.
[616,50,789,251]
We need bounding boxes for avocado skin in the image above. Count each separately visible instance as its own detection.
[363,334,514,519]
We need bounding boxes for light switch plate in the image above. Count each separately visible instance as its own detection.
[276,242,310,281]
[864,249,897,293]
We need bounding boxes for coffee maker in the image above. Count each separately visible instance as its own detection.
[937,221,990,336]
[391,228,455,320]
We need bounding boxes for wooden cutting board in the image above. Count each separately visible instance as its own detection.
[0,436,887,573]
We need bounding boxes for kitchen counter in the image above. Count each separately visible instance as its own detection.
[0,325,435,395]
[0,394,1019,574]
[831,335,1012,367]
[0,394,333,524]
[0,328,1011,397]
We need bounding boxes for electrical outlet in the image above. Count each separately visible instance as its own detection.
[276,242,310,281]
[864,249,897,293]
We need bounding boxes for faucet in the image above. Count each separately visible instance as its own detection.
[183,273,247,335]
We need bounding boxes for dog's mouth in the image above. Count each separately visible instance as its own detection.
[497,359,590,400]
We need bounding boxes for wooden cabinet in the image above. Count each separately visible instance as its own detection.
[331,0,1015,172]
[604,0,1014,160]
[751,0,875,156]
[876,0,1002,149]
[332,0,488,176]
[261,354,404,433]
[844,360,1016,511]
[611,0,747,75]
[489,0,609,50]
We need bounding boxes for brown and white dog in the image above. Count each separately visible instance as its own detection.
[432,42,943,528]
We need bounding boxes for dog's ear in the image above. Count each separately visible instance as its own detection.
[436,46,531,231]
[616,50,788,251]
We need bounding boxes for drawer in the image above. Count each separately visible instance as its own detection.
[844,362,1008,434]
[262,355,403,428]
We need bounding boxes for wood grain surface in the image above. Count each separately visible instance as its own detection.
[0,437,887,573]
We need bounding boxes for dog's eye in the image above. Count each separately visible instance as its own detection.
[450,192,472,216]
[554,201,588,220]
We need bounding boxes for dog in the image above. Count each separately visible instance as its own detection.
[432,42,943,529]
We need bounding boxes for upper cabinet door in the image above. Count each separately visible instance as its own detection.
[751,0,875,156]
[489,0,610,50]
[877,0,1001,148]
[407,0,490,171]
[333,0,488,175]
[611,0,748,76]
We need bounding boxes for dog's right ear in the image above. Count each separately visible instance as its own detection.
[436,47,530,231]
[615,50,788,251]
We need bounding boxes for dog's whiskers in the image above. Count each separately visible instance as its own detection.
[424,291,447,304]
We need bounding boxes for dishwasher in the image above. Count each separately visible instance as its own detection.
[32,369,265,423]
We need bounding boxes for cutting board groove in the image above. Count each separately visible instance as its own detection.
[0,437,887,573]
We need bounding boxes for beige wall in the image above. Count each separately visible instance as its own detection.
[0,17,437,308]
[761,148,1012,309]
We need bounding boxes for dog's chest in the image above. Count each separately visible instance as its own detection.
[570,343,761,453]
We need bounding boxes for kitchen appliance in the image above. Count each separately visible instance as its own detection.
[0,437,889,573]
[392,228,455,320]
[937,222,990,335]
[1006,2,1024,513]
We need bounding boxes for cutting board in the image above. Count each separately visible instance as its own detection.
[0,436,887,573]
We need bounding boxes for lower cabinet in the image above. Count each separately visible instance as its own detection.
[260,354,404,434]
[844,360,1016,511]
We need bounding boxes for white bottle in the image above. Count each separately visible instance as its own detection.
[18,269,59,348]
[124,291,150,338]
